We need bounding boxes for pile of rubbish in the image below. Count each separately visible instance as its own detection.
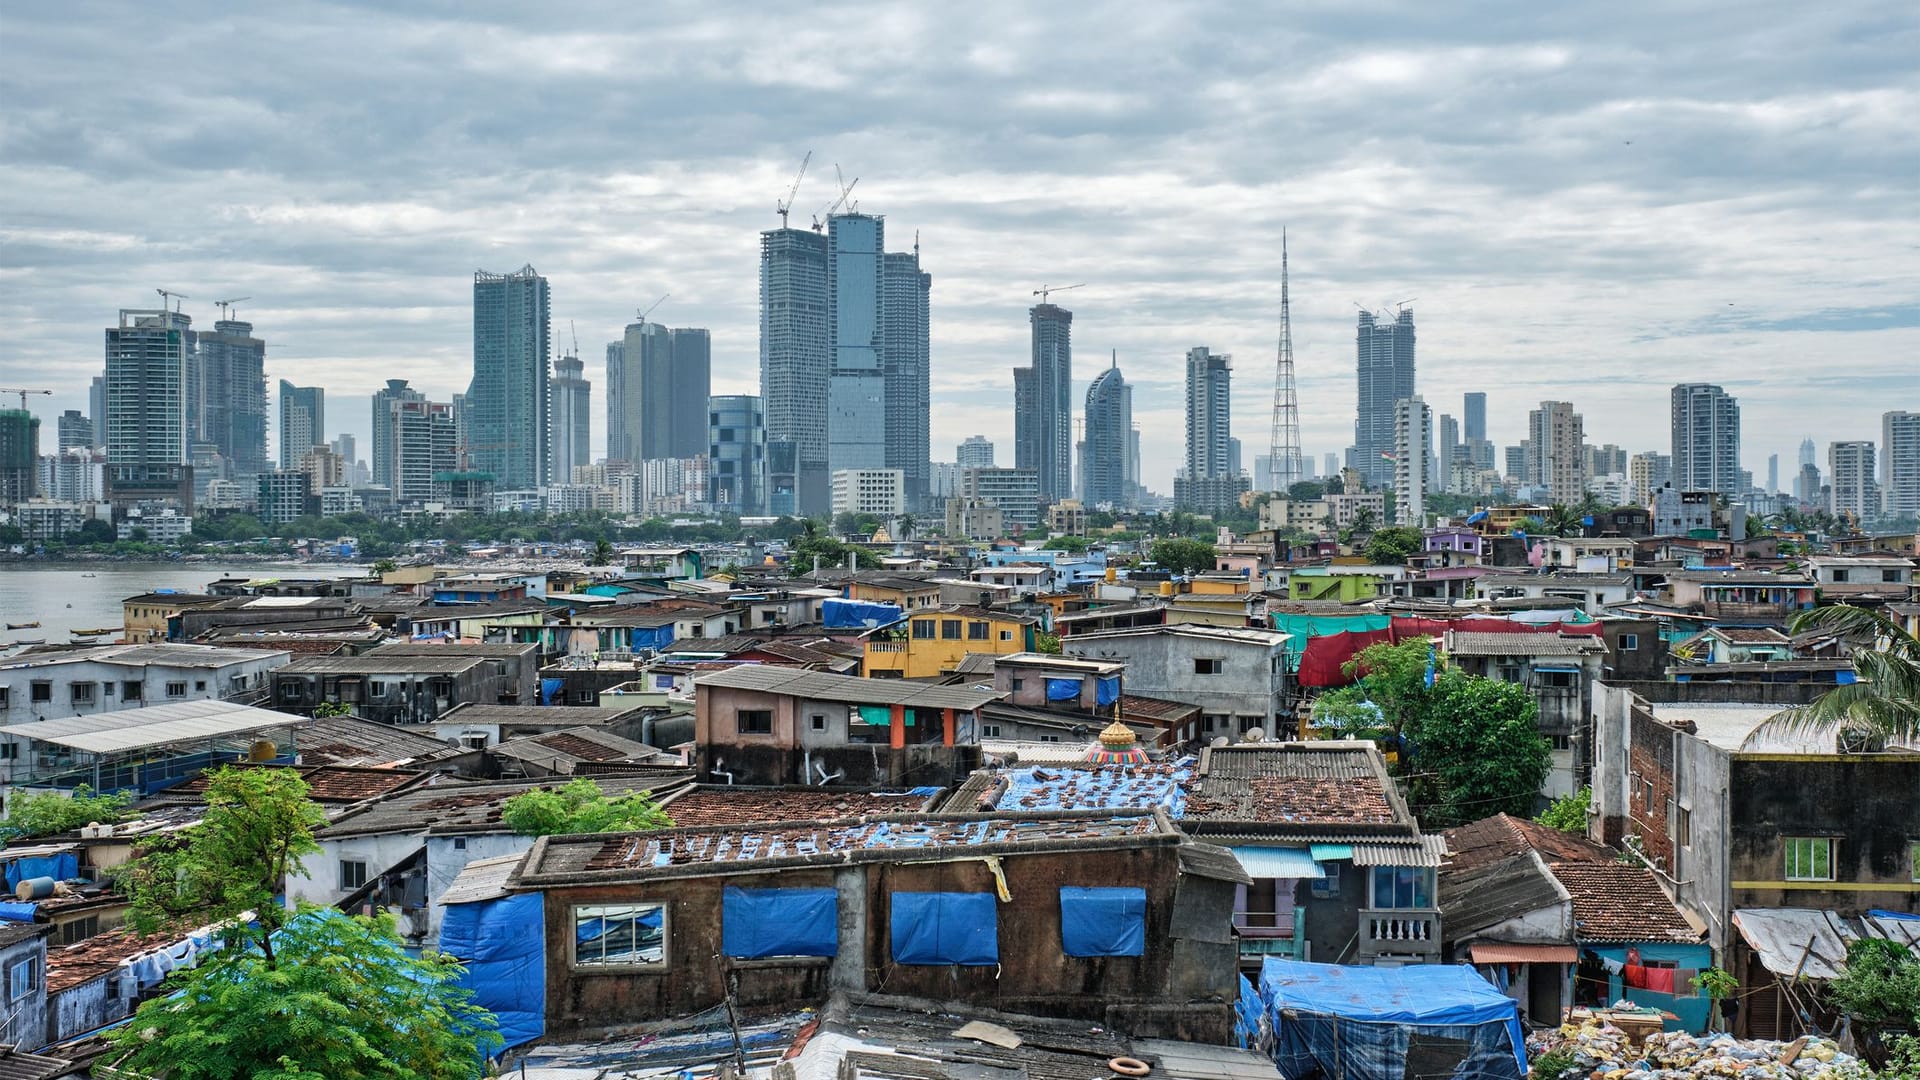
[1528,1016,1863,1080]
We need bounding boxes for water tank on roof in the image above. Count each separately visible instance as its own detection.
[249,739,277,761]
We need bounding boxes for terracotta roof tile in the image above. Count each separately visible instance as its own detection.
[660,787,940,827]
[1549,860,1699,942]
[1444,814,1616,873]
[45,928,179,994]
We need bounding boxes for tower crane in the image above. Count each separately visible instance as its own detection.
[1,388,52,410]
[812,165,859,231]
[1032,283,1085,305]
[155,288,189,313]
[776,151,811,228]
[214,296,252,320]
[634,294,670,329]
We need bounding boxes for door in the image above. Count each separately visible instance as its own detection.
[1528,963,1564,1027]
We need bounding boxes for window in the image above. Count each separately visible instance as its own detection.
[30,682,50,703]
[1550,733,1573,751]
[1371,867,1432,909]
[1831,569,1849,583]
[1010,678,1024,691]
[122,681,143,700]
[810,713,827,732]
[1311,869,1340,898]
[1912,842,1920,883]
[195,680,207,691]
[166,681,187,698]
[70,683,95,705]
[1674,806,1691,847]
[968,621,989,640]
[0,688,7,709]
[912,620,935,640]
[1643,778,1656,812]
[1039,734,1060,742]
[941,620,962,640]
[575,689,596,703]
[1194,658,1223,675]
[738,709,774,735]
[981,724,1002,738]
[1619,634,1639,652]
[573,903,666,966]
[368,680,387,696]
[999,630,1014,641]
[57,915,98,946]
[0,744,16,760]
[1886,569,1904,583]
[1784,837,1834,881]
[1537,671,1576,689]
[7,956,38,1003]
[453,837,467,850]
[339,860,368,891]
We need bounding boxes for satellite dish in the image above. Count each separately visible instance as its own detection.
[1210,736,1229,749]
[1245,727,1266,742]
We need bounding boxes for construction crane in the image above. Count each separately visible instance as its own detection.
[812,165,860,230]
[776,151,811,228]
[634,294,670,329]
[1,388,52,410]
[155,288,189,313]
[569,319,580,359]
[214,296,252,320]
[1032,283,1085,305]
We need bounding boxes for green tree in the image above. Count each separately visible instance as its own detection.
[121,766,327,964]
[74,518,116,544]
[1,785,134,839]
[1043,535,1091,553]
[501,778,674,837]
[1407,675,1550,827]
[107,908,501,1080]
[1346,506,1378,537]
[370,558,398,575]
[1310,640,1436,744]
[1535,786,1591,833]
[1758,605,1920,744]
[1148,537,1217,576]
[1033,630,1062,655]
[589,538,614,565]
[1363,525,1424,565]
[312,701,352,718]
[1286,480,1326,501]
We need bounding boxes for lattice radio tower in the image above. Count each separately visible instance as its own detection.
[1267,230,1305,492]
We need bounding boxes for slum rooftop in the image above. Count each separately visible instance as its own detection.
[693,666,1005,710]
[655,785,944,827]
[0,642,288,671]
[317,771,695,838]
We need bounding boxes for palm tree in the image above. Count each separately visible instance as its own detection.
[1754,605,1920,744]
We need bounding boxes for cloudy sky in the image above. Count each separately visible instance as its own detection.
[4,1,1915,491]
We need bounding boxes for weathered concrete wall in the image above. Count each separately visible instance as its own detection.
[1730,756,1920,916]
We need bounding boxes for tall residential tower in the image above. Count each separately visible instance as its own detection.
[1083,355,1133,510]
[1015,303,1074,505]
[468,265,551,488]
[1349,309,1416,489]
[1670,383,1741,496]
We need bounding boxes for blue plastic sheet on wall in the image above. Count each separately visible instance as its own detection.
[440,891,546,1053]
[0,902,37,923]
[823,599,905,629]
[539,678,563,705]
[723,887,838,958]
[891,892,998,965]
[1046,678,1081,702]
[1059,886,1145,957]
[1096,676,1121,707]
[3,853,77,890]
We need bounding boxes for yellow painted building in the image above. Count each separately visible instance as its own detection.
[863,605,1038,679]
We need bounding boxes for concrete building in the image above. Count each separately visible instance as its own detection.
[826,212,887,477]
[193,318,269,479]
[959,466,1040,529]
[1443,630,1606,798]
[104,308,194,509]
[272,642,539,725]
[944,496,1004,541]
[1063,624,1289,739]
[759,225,832,514]
[1175,347,1245,516]
[1628,452,1672,505]
[1526,401,1585,504]
[1670,384,1740,497]
[1880,410,1918,518]
[389,398,457,504]
[38,448,106,504]
[277,380,324,471]
[55,409,92,452]
[609,323,710,466]
[1392,395,1431,526]
[468,265,551,488]
[0,408,38,506]
[707,394,766,516]
[957,435,994,468]
[1015,303,1074,505]
[1349,309,1415,489]
[256,469,312,525]
[1083,358,1133,510]
[548,351,591,482]
[881,247,931,508]
[1827,440,1877,521]
[369,378,423,489]
[830,468,905,518]
[88,374,107,450]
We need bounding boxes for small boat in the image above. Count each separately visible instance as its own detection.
[5,622,39,630]
[11,638,45,646]
[73,627,120,636]
[80,573,96,578]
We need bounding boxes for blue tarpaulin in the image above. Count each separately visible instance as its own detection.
[1046,678,1082,702]
[1059,886,1145,957]
[723,887,838,959]
[539,678,563,705]
[1095,676,1121,707]
[891,892,998,965]
[1257,958,1525,1080]
[3,852,77,890]
[0,902,36,922]
[440,892,547,1053]
[823,599,905,629]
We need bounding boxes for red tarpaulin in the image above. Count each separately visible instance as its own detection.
[1294,619,1601,688]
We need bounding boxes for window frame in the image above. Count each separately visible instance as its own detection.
[165,681,188,698]
[122,681,143,701]
[941,619,963,640]
[1370,866,1433,910]
[339,859,368,891]
[737,709,774,735]
[7,956,37,1003]
[70,682,96,705]
[572,902,669,969]
[912,619,935,640]
[1194,658,1224,675]
[1783,836,1835,882]
[1619,633,1639,651]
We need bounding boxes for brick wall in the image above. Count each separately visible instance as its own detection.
[1626,700,1676,868]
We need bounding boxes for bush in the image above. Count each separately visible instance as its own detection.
[502,778,674,837]
[1536,787,1591,833]
[2,786,133,839]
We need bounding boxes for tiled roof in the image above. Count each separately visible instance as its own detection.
[168,763,425,803]
[519,811,1169,883]
[657,787,942,827]
[297,715,451,766]
[1444,632,1604,657]
[1551,860,1700,942]
[1710,626,1790,644]
[1119,694,1201,723]
[1178,742,1417,833]
[318,772,694,838]
[1443,814,1614,874]
[46,927,181,994]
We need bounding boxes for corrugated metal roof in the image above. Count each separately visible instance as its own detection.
[1444,632,1604,656]
[0,700,309,754]
[439,852,527,906]
[1351,835,1449,867]
[694,666,1005,710]
[1226,846,1326,879]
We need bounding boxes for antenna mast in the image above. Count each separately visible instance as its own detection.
[1268,230,1304,493]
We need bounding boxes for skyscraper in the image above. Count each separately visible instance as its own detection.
[390,398,457,504]
[1349,309,1416,488]
[1798,437,1817,468]
[881,247,931,507]
[1463,392,1486,444]
[825,213,888,479]
[957,436,995,468]
[668,329,712,459]
[1393,396,1431,526]
[1526,401,1585,503]
[105,308,194,507]
[1629,452,1672,505]
[1670,384,1741,495]
[759,225,831,514]
[549,351,592,481]
[1883,411,1920,518]
[610,321,709,464]
[469,265,551,488]
[0,408,38,505]
[371,379,424,489]
[194,318,269,479]
[88,375,107,450]
[278,381,325,470]
[1015,303,1074,504]
[602,340,626,462]
[1175,347,1244,515]
[708,394,766,516]
[1766,454,1779,494]
[56,410,92,451]
[1083,356,1133,510]
[1438,414,1459,471]
[1828,441,1877,521]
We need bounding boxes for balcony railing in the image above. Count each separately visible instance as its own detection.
[867,642,907,653]
[1234,907,1305,959]
[1357,908,1441,959]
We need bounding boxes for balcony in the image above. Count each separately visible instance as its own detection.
[867,642,907,653]
[1356,907,1441,961]
[1234,907,1305,960]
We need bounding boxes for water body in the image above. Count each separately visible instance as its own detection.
[0,563,365,646]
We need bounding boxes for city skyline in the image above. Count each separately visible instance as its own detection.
[1,4,1913,491]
